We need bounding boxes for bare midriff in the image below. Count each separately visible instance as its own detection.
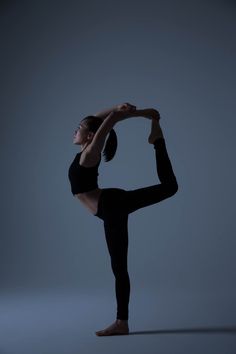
[74,187,103,216]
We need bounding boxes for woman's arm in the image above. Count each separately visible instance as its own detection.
[87,112,118,154]
[93,102,137,120]
[88,108,159,155]
[115,108,160,121]
[93,105,119,120]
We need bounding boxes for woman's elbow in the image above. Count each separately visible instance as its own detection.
[170,179,178,195]
[165,178,178,197]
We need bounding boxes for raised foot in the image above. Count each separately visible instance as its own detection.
[148,118,164,144]
[95,320,129,336]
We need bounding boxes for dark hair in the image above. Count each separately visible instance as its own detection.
[81,115,118,162]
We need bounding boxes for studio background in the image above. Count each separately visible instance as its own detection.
[1,1,235,353]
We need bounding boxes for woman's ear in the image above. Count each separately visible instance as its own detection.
[87,131,95,140]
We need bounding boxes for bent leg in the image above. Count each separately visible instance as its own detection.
[125,138,178,214]
[103,214,130,321]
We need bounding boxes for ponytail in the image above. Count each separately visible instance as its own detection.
[102,128,117,162]
[81,115,118,162]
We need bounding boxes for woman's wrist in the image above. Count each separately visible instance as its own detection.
[134,108,160,120]
[124,109,154,118]
[129,109,149,117]
[115,108,160,121]
[113,109,146,122]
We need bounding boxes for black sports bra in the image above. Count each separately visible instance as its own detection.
[68,151,101,194]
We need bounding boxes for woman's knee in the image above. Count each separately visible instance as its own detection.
[112,265,129,278]
[111,258,128,274]
[164,179,178,196]
[172,178,178,193]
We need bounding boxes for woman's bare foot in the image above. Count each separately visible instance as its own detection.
[148,118,164,144]
[142,108,160,120]
[95,319,129,336]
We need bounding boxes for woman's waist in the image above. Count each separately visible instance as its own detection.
[74,188,103,201]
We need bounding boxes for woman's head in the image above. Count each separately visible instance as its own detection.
[73,115,117,162]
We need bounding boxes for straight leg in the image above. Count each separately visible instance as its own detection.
[103,214,130,321]
[94,189,131,335]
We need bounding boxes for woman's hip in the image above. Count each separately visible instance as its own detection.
[94,188,127,220]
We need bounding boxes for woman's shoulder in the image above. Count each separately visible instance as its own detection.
[79,149,101,167]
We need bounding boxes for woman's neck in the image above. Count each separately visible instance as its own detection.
[81,142,90,152]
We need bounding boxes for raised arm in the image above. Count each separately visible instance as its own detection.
[93,102,137,120]
[93,105,119,120]
[117,109,158,120]
[88,112,119,154]
[88,108,159,155]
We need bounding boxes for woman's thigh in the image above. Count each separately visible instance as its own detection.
[95,188,128,220]
[95,184,175,219]
[123,183,177,215]
[95,188,129,269]
[103,215,129,271]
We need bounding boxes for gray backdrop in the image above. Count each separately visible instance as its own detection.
[1,1,236,353]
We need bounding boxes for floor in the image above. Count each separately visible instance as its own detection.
[0,289,235,354]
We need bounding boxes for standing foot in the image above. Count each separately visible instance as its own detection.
[95,319,129,336]
[148,118,164,144]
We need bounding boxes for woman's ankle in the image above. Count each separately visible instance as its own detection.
[153,137,166,149]
[117,319,128,324]
[148,119,164,144]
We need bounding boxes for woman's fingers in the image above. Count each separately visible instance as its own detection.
[118,102,137,111]
[126,103,136,110]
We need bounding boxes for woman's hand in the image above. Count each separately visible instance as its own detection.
[116,104,160,121]
[113,105,161,123]
[116,102,137,113]
[94,103,136,120]
[142,108,160,121]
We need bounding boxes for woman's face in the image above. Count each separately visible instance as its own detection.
[73,122,90,145]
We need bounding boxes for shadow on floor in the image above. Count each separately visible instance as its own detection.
[129,325,236,335]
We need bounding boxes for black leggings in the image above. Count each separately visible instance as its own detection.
[94,138,178,320]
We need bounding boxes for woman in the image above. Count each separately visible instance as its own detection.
[68,103,178,336]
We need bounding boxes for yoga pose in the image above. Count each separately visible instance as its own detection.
[68,103,178,336]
